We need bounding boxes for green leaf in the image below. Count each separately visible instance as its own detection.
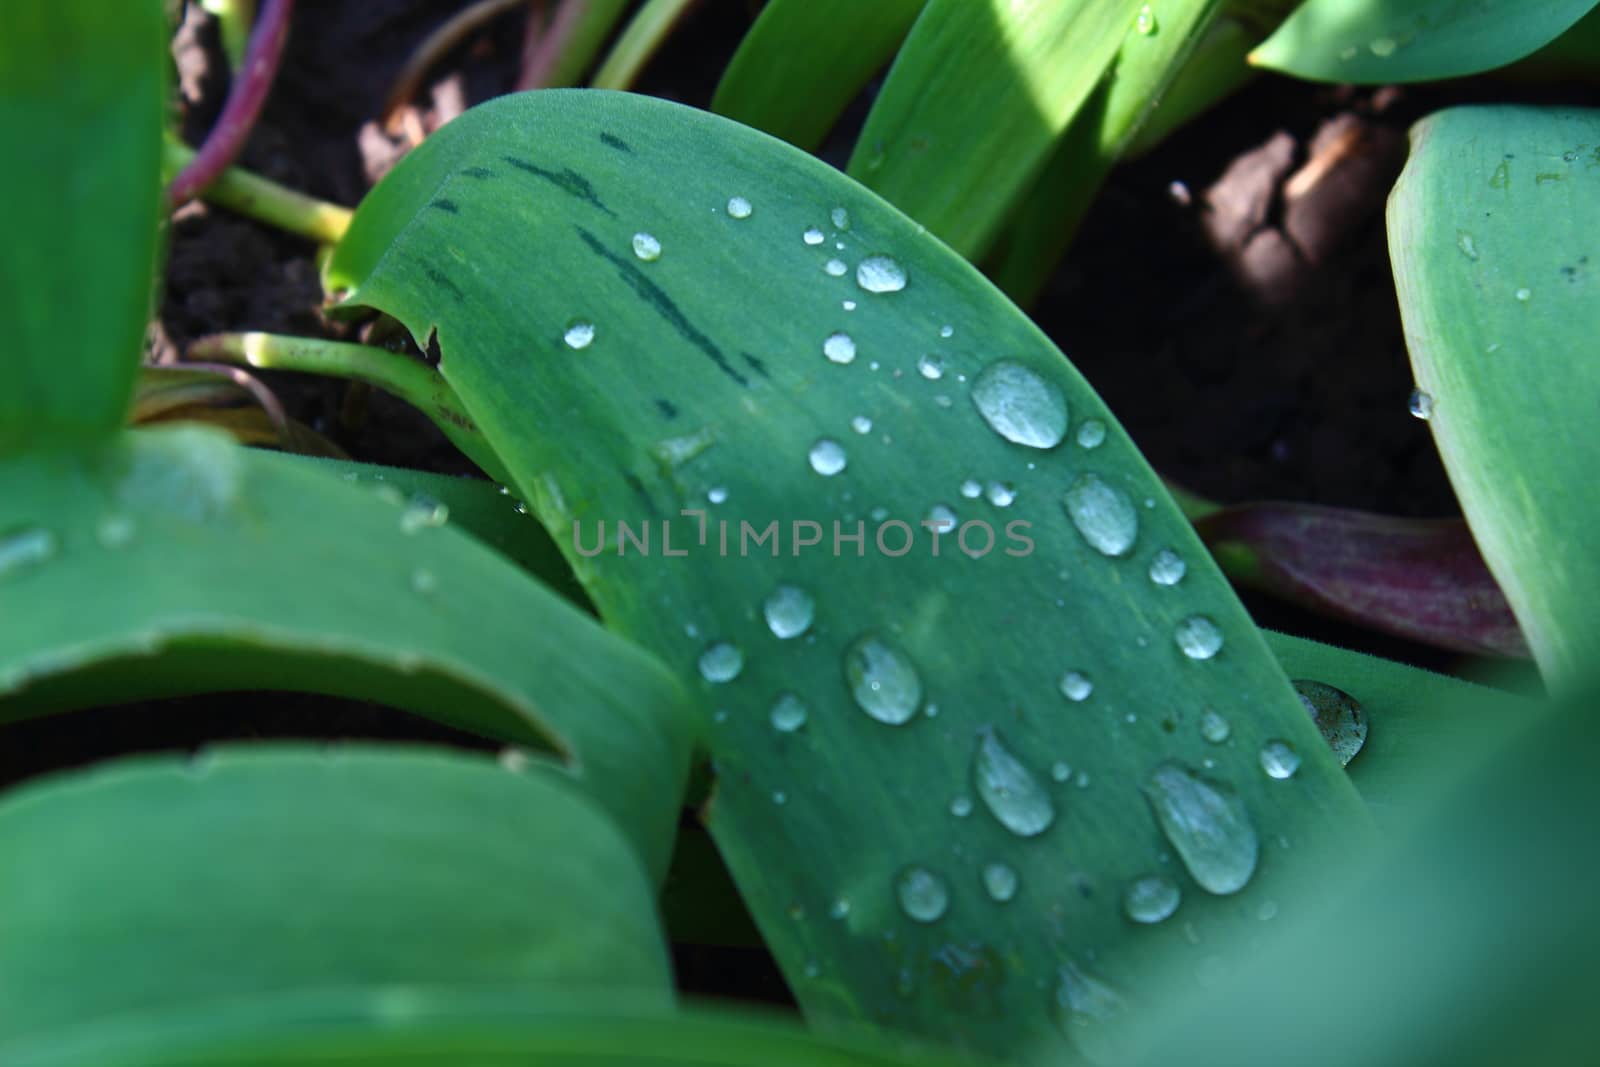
[711,0,926,153]
[0,0,166,451]
[844,0,1136,259]
[1250,0,1600,84]
[324,89,1372,1057]
[0,746,671,1048]
[0,427,692,879]
[1387,106,1600,692]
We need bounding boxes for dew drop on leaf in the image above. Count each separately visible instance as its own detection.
[824,332,857,364]
[563,320,595,350]
[1142,761,1259,894]
[1292,679,1368,765]
[1408,389,1434,420]
[631,232,661,261]
[0,526,57,578]
[1063,473,1138,557]
[1259,740,1301,780]
[1052,961,1132,1067]
[824,258,848,277]
[917,354,945,380]
[1123,874,1180,924]
[1076,419,1107,449]
[808,439,848,476]
[698,641,744,683]
[95,514,136,550]
[410,568,437,595]
[707,486,728,505]
[844,634,923,725]
[764,584,815,639]
[399,495,450,535]
[831,206,850,230]
[1369,36,1397,57]
[726,196,753,219]
[986,482,1016,507]
[1174,615,1223,660]
[1059,670,1094,702]
[769,693,808,732]
[972,727,1056,837]
[960,478,983,499]
[1199,708,1231,744]
[982,862,1019,902]
[971,360,1069,449]
[857,254,907,293]
[950,794,974,817]
[1135,3,1157,34]
[1148,548,1186,586]
[895,865,948,923]
[803,227,825,246]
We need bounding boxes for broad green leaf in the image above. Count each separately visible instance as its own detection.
[0,0,166,451]
[324,90,1372,1057]
[711,0,926,153]
[0,747,671,1046]
[1250,0,1600,83]
[1388,106,1600,692]
[0,427,692,879]
[845,0,1136,259]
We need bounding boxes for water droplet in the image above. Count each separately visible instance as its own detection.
[949,795,974,817]
[857,254,907,293]
[927,504,958,530]
[917,354,945,380]
[726,196,753,219]
[1369,36,1397,57]
[823,332,857,365]
[896,866,948,923]
[959,478,982,499]
[983,863,1019,902]
[1292,679,1368,765]
[410,568,437,595]
[971,361,1068,449]
[1259,740,1301,780]
[831,206,850,230]
[498,747,531,772]
[1456,231,1479,260]
[1052,961,1132,1066]
[1076,419,1107,449]
[1059,670,1093,702]
[631,232,661,261]
[772,790,788,805]
[1064,473,1138,557]
[1142,762,1259,894]
[766,691,810,733]
[842,299,857,311]
[707,486,729,505]
[95,514,137,549]
[972,727,1056,837]
[808,439,848,476]
[1051,760,1072,782]
[985,482,1016,507]
[1257,898,1279,921]
[698,642,743,683]
[563,320,595,350]
[399,495,450,534]
[1136,3,1157,34]
[1409,389,1434,420]
[851,415,873,434]
[1148,548,1186,586]
[1174,616,1223,660]
[824,258,848,277]
[1199,708,1231,743]
[1515,287,1532,302]
[1123,875,1180,924]
[845,634,923,725]
[940,324,955,338]
[764,584,815,639]
[803,227,825,246]
[0,526,57,578]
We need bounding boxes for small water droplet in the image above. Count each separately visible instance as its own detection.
[917,354,945,380]
[498,747,531,772]
[843,299,857,311]
[959,478,982,499]
[770,693,808,733]
[410,567,437,595]
[1174,616,1223,660]
[1059,670,1094,702]
[764,584,815,639]
[1409,389,1434,420]
[985,481,1016,507]
[972,727,1056,837]
[808,439,848,476]
[726,196,753,219]
[926,503,958,530]
[940,325,955,338]
[950,794,974,817]
[0,526,57,578]
[1369,36,1397,57]
[563,320,595,350]
[1076,419,1107,449]
[1136,3,1158,34]
[707,486,729,505]
[1258,899,1279,921]
[983,862,1019,902]
[831,206,850,230]
[803,227,825,246]
[1064,473,1138,557]
[95,514,137,549]
[1052,961,1132,1066]
[631,232,661,261]
[399,495,450,534]
[1292,679,1368,765]
[1143,762,1258,894]
[1259,739,1301,780]
[1123,875,1180,924]
[830,897,851,919]
[698,642,743,683]
[1515,287,1532,302]
[851,415,873,434]
[824,258,848,277]
[823,331,857,364]
[972,361,1068,449]
[1051,760,1072,782]
[1456,230,1479,260]
[772,790,788,805]
[1148,548,1186,586]
[845,634,923,725]
[896,865,948,923]
[857,254,907,293]
[1199,708,1231,743]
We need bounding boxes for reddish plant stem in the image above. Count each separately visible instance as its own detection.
[517,0,585,90]
[169,0,295,208]
[382,0,531,130]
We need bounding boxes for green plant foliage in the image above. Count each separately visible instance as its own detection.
[0,0,166,451]
[323,89,1372,1057]
[711,0,926,153]
[1251,0,1600,83]
[0,428,692,879]
[1388,106,1600,692]
[0,747,672,1048]
[844,0,1135,259]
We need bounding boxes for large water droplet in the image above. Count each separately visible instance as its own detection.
[1408,389,1434,420]
[803,227,825,246]
[1259,740,1301,780]
[1292,679,1368,765]
[1174,616,1223,660]
[824,332,857,364]
[896,865,949,923]
[1148,548,1186,586]
[563,320,595,350]
[972,727,1056,837]
[1142,762,1259,895]
[1059,670,1094,702]
[399,495,450,534]
[770,693,808,733]
[808,439,848,476]
[1063,473,1138,557]
[0,526,57,578]
[857,254,907,293]
[764,584,815,639]
[845,634,922,725]
[1199,708,1231,744]
[726,196,753,219]
[1136,3,1158,34]
[698,642,744,683]
[1123,875,1181,924]
[982,863,1019,903]
[971,361,1068,449]
[631,232,662,261]
[1052,961,1132,1067]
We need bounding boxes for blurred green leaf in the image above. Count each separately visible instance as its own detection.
[0,0,166,451]
[0,747,671,1048]
[0,427,692,878]
[711,0,925,153]
[323,89,1372,1057]
[1251,0,1600,83]
[1388,106,1600,692]
[845,0,1134,259]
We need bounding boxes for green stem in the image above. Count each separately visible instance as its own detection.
[187,332,511,484]
[201,0,257,71]
[163,135,352,246]
[590,0,698,90]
